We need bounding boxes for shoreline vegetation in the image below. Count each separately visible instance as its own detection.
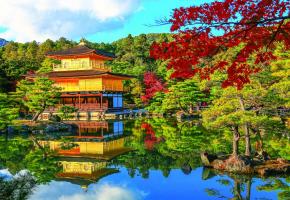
[0,30,289,178]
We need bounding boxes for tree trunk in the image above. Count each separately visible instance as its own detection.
[32,111,41,121]
[178,101,188,114]
[4,132,8,152]
[233,135,239,157]
[196,103,200,112]
[189,104,194,114]
[246,178,252,200]
[238,96,251,156]
[32,102,47,122]
[244,124,251,156]
[251,127,263,152]
[231,126,240,157]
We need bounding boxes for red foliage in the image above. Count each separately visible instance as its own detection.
[141,72,166,102]
[141,122,163,150]
[150,0,290,89]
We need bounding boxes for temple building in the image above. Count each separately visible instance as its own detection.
[42,42,133,119]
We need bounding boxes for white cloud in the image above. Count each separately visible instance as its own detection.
[0,169,13,180]
[59,183,142,200]
[0,0,141,42]
[0,169,30,180]
[29,181,146,200]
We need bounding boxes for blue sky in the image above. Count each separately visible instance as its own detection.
[0,0,211,43]
[86,0,197,43]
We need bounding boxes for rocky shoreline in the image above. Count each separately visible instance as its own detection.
[201,152,290,176]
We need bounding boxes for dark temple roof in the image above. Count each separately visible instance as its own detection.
[46,45,115,58]
[48,70,135,79]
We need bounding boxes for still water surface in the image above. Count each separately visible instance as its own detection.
[0,118,289,200]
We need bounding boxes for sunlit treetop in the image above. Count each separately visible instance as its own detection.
[150,0,290,89]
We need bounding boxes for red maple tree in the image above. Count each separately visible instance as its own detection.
[150,0,290,89]
[141,72,166,102]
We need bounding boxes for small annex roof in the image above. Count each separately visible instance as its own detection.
[46,45,115,59]
[47,70,135,80]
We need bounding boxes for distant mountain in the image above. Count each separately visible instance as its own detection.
[0,38,8,47]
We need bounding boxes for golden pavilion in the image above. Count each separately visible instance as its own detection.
[40,42,134,120]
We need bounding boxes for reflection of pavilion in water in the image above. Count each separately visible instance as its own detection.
[39,121,131,190]
[56,157,119,191]
[72,121,124,141]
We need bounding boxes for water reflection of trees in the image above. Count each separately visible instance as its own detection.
[203,168,289,200]
[114,118,232,178]
[203,168,253,200]
[0,136,32,174]
[0,134,60,184]
[0,173,36,200]
[113,118,289,199]
[0,119,288,199]
[114,118,289,179]
[257,177,290,200]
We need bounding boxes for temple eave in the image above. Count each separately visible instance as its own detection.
[48,70,135,80]
[47,53,114,61]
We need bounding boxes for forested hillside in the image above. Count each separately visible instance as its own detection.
[0,37,76,92]
[0,34,171,104]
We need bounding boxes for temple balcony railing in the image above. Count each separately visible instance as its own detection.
[45,103,109,112]
[52,64,111,72]
[102,85,124,92]
[57,85,125,92]
[52,64,91,71]
[56,85,124,92]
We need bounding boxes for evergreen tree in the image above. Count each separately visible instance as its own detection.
[162,79,208,114]
[16,78,61,121]
[0,93,19,132]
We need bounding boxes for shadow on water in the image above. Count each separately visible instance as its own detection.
[0,118,289,199]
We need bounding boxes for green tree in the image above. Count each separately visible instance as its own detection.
[146,92,166,114]
[109,33,172,107]
[0,93,19,132]
[25,41,38,61]
[36,39,55,62]
[37,58,60,74]
[202,87,266,157]
[202,78,288,158]
[268,43,290,107]
[16,77,61,121]
[0,41,39,85]
[163,79,208,114]
[54,37,75,50]
[59,105,78,120]
[201,42,289,158]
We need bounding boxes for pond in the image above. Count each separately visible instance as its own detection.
[0,118,289,200]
